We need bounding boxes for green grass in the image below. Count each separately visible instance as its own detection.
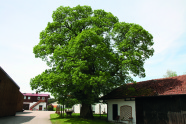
[50,113,112,124]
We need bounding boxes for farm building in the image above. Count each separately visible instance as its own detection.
[0,66,23,117]
[101,75,186,124]
[73,103,107,114]
[22,92,50,111]
[16,91,24,112]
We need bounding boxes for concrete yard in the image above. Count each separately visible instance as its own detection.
[0,110,55,124]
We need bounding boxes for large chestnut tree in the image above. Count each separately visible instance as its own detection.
[30,5,154,118]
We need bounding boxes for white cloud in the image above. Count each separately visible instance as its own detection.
[135,0,186,54]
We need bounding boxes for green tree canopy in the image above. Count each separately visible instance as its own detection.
[30,5,154,118]
[47,98,57,104]
[163,70,177,78]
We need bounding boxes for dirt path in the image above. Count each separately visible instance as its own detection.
[0,110,55,124]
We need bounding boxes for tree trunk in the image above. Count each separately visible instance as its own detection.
[80,103,93,118]
[63,102,64,118]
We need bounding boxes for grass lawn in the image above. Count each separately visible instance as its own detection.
[50,113,112,124]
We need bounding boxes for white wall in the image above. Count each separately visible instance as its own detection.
[94,103,107,114]
[29,102,47,111]
[73,103,107,114]
[73,104,81,113]
[29,102,36,110]
[107,99,136,124]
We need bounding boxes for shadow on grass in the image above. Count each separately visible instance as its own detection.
[50,113,109,124]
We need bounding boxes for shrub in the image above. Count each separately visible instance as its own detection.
[53,107,56,111]
[47,104,54,111]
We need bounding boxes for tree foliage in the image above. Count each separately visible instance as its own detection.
[163,70,177,78]
[48,98,58,104]
[30,5,154,118]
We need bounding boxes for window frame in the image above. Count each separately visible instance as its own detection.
[120,105,132,121]
[37,97,40,100]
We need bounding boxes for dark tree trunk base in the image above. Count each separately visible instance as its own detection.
[80,103,93,118]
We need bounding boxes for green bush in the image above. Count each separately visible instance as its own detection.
[53,107,56,111]
[47,104,54,111]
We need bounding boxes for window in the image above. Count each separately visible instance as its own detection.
[124,98,135,101]
[28,97,30,100]
[120,105,132,121]
[37,97,40,100]
[42,97,45,100]
[24,96,26,99]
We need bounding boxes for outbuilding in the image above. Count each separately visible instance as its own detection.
[73,103,107,114]
[101,75,186,124]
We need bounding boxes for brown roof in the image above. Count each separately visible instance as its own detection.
[101,75,186,100]
[22,93,50,97]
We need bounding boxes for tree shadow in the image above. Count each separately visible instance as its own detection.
[50,114,108,124]
[0,115,35,124]
[16,111,33,114]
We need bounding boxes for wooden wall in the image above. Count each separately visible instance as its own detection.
[16,91,24,112]
[23,96,48,103]
[0,67,22,117]
[136,95,186,124]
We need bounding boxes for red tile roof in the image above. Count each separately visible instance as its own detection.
[101,75,186,100]
[22,93,50,97]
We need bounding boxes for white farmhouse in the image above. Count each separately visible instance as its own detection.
[73,103,107,114]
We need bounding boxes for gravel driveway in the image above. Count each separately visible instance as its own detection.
[0,110,55,124]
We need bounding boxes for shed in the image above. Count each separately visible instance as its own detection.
[101,75,186,124]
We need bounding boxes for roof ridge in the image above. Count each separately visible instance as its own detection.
[135,74,186,83]
[23,93,50,95]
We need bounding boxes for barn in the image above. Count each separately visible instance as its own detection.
[101,75,186,124]
[0,66,23,117]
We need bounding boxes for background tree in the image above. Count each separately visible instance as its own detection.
[47,98,58,104]
[30,5,154,118]
[163,70,177,78]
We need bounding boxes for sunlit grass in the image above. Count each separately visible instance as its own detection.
[50,113,112,124]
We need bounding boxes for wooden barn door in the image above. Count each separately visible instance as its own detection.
[136,97,170,124]
[143,100,167,124]
[136,99,144,124]
[112,104,118,120]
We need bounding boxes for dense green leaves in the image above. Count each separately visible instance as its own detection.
[30,5,154,117]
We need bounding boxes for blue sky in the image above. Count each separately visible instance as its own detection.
[0,0,186,97]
